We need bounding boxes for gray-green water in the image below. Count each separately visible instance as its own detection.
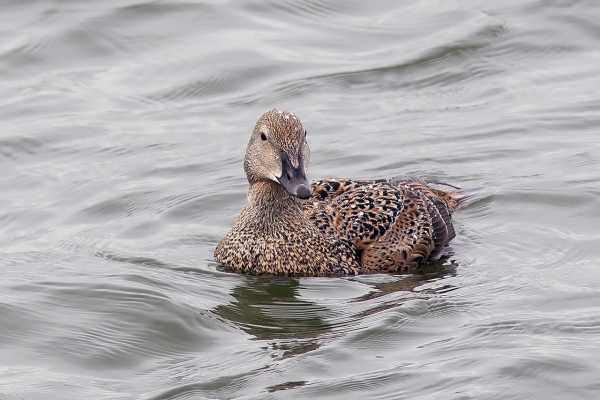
[1,1,600,399]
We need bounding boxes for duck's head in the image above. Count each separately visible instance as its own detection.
[244,109,312,199]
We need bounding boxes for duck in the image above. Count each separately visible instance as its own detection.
[214,109,483,276]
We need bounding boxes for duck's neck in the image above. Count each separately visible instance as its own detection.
[246,180,304,225]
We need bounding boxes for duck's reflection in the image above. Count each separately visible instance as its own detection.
[215,276,331,339]
[213,260,456,358]
[356,259,458,301]
[214,276,330,359]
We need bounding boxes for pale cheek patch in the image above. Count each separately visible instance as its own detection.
[289,154,300,169]
[270,151,283,179]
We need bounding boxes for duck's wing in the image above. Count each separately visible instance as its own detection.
[309,178,387,201]
[306,178,386,237]
[305,179,460,272]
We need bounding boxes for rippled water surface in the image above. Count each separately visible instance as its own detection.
[2,0,600,399]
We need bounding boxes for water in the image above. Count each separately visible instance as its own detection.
[1,0,600,398]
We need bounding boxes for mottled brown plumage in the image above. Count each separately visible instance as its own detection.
[214,109,480,276]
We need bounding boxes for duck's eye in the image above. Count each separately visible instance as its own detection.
[304,130,307,137]
[260,133,267,141]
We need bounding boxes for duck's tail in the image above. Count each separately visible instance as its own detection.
[445,186,496,211]
[388,175,495,211]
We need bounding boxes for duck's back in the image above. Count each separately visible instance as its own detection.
[304,177,474,272]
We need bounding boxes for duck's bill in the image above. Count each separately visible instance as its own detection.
[278,175,312,199]
[276,153,313,199]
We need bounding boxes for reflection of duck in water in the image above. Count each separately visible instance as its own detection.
[214,265,454,343]
[215,109,484,276]
[214,277,330,342]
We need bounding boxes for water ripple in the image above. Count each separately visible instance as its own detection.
[2,0,600,398]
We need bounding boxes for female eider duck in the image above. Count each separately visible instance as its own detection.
[214,109,482,276]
